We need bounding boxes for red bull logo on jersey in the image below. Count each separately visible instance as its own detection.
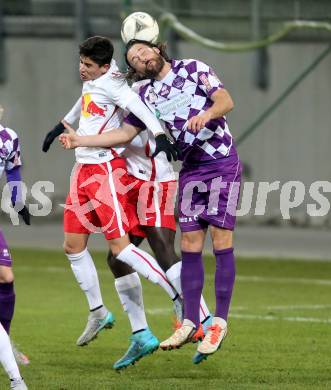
[81,94,107,117]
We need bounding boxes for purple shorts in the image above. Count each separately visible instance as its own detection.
[0,230,12,267]
[178,156,242,232]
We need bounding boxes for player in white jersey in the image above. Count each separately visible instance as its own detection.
[58,83,211,369]
[0,124,29,388]
[42,36,181,368]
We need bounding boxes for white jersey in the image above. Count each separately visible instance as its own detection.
[64,59,137,164]
[64,77,175,181]
[124,130,175,182]
[0,125,22,179]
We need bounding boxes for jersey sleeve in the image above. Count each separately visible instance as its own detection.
[123,112,147,130]
[5,128,22,171]
[188,59,224,98]
[63,97,81,124]
[106,75,137,110]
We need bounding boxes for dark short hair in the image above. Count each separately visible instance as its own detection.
[79,36,114,66]
[125,39,170,81]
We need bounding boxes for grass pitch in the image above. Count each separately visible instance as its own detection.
[1,249,330,389]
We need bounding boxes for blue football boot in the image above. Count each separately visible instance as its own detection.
[113,328,159,370]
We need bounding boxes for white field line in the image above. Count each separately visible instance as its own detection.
[145,308,331,324]
[204,274,331,286]
[18,266,67,273]
[146,308,172,315]
[146,304,331,315]
[145,307,246,315]
[229,313,331,324]
[17,266,331,287]
[266,304,331,311]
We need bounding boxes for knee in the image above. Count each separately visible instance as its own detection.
[181,232,204,252]
[212,230,233,250]
[107,251,120,272]
[107,250,135,278]
[63,240,85,255]
[151,242,177,272]
[108,236,130,258]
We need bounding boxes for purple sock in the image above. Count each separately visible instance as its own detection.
[214,248,236,321]
[180,251,204,328]
[0,282,16,334]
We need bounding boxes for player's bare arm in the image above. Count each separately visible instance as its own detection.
[187,88,234,132]
[59,122,141,149]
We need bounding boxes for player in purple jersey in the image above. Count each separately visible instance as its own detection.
[123,40,242,363]
[0,124,29,388]
[60,39,242,363]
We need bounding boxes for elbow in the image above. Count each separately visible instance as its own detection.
[228,97,234,113]
[225,91,234,113]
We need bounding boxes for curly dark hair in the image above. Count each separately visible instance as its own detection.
[79,36,114,66]
[124,39,171,82]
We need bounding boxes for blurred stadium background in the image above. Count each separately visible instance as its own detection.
[0,1,331,389]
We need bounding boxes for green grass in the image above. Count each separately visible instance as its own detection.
[1,249,331,389]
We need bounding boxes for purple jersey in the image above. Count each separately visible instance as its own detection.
[0,125,20,267]
[125,58,238,165]
[0,125,22,179]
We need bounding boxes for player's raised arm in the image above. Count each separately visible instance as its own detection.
[59,122,140,149]
[106,73,181,161]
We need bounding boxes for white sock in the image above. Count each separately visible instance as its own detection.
[182,319,196,328]
[117,244,177,300]
[165,261,211,322]
[199,295,211,322]
[115,272,148,333]
[66,248,104,310]
[165,262,182,296]
[0,323,21,380]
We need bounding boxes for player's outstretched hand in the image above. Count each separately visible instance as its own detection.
[18,206,31,225]
[59,131,80,149]
[152,134,182,162]
[42,122,66,152]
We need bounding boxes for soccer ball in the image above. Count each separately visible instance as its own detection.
[121,12,159,44]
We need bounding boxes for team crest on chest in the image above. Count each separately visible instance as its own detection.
[159,84,171,98]
[199,73,212,91]
[147,88,158,103]
[173,76,185,89]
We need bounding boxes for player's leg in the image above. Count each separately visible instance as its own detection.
[136,181,185,321]
[0,265,15,335]
[160,229,207,350]
[108,252,147,334]
[196,227,233,358]
[143,227,183,321]
[0,231,15,336]
[63,232,114,346]
[0,232,29,366]
[107,238,159,370]
[193,161,241,363]
[63,161,119,347]
[89,160,178,301]
[108,234,178,301]
[145,226,211,326]
[0,323,27,389]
